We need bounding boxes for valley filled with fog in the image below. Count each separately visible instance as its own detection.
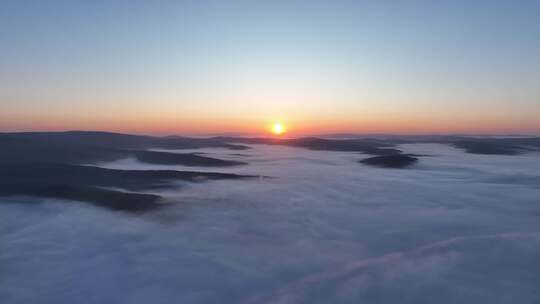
[1,143,539,303]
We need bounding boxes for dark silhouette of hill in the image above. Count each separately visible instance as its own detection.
[381,136,540,155]
[0,131,254,211]
[0,181,162,212]
[0,163,253,211]
[280,137,401,155]
[311,134,540,155]
[134,150,246,166]
[212,136,402,155]
[4,131,250,150]
[451,138,540,155]
[315,134,540,155]
[0,131,250,165]
[359,155,419,168]
[0,136,127,164]
[1,163,251,190]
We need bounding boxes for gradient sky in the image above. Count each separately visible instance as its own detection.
[1,0,539,135]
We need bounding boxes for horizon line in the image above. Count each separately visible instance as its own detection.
[2,129,539,138]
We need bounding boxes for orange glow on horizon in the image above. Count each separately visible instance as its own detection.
[1,112,540,136]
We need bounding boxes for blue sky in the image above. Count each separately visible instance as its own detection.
[1,0,539,134]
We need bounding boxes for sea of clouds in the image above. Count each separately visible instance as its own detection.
[1,143,539,303]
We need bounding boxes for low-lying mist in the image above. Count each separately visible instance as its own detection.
[1,144,540,303]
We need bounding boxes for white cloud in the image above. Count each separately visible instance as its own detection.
[1,143,540,303]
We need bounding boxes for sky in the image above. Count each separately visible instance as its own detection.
[1,0,539,136]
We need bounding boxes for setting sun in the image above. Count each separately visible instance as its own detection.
[271,122,286,135]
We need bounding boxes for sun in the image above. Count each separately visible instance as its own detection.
[271,122,286,135]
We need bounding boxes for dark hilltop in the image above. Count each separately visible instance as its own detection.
[359,154,419,168]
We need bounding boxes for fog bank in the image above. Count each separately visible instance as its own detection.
[1,144,539,303]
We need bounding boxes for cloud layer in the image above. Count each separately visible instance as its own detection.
[1,144,540,303]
